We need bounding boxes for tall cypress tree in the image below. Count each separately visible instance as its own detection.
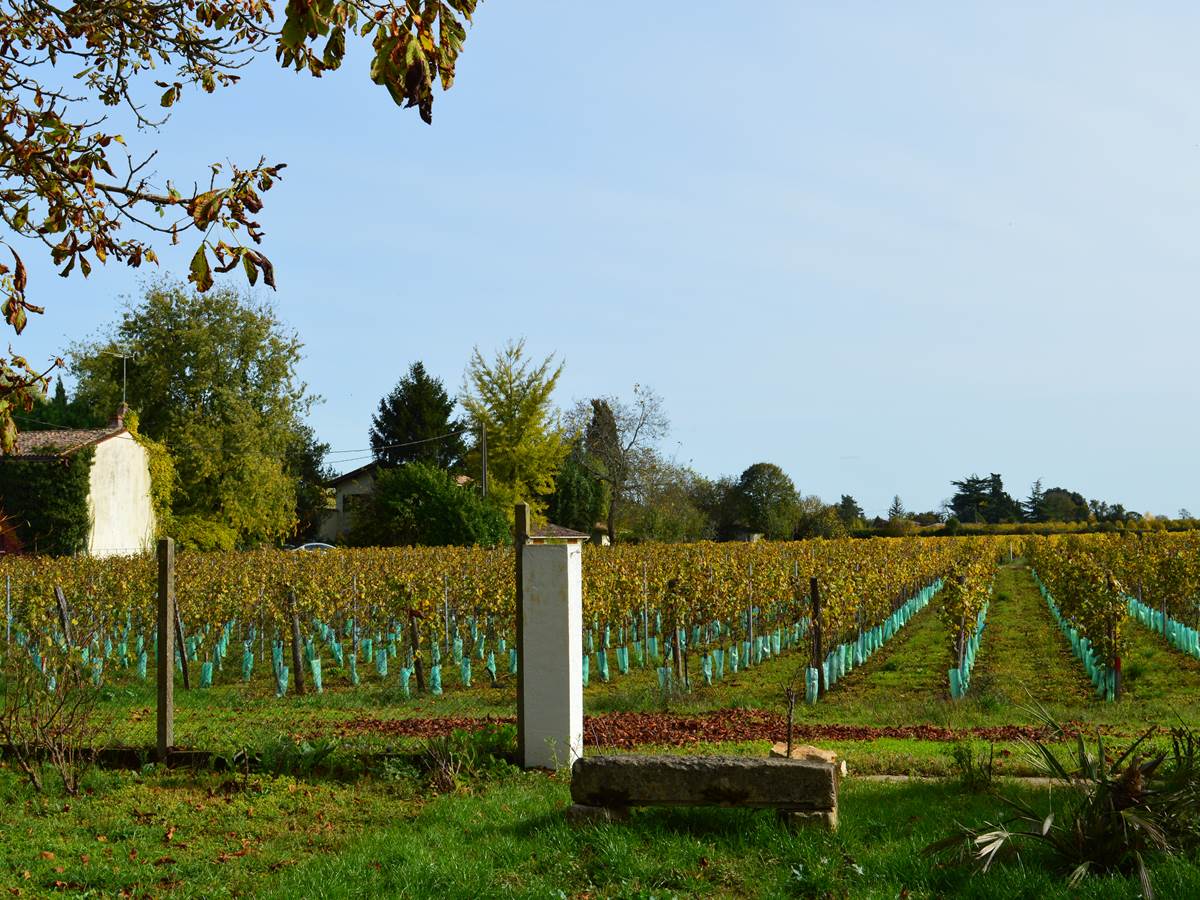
[370,362,466,469]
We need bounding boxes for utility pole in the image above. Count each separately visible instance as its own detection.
[480,422,489,497]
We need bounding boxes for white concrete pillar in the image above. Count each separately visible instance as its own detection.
[519,541,584,769]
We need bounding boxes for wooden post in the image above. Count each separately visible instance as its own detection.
[408,608,425,692]
[156,538,174,762]
[811,577,825,697]
[5,574,10,645]
[54,585,73,648]
[351,574,359,656]
[443,574,451,656]
[289,591,306,695]
[174,600,190,690]
[514,503,530,764]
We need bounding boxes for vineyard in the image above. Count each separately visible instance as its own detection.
[1,532,1196,720]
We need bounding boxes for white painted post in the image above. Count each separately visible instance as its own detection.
[517,506,586,771]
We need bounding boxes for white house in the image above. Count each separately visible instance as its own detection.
[8,405,156,556]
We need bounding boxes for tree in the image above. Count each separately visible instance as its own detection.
[950,473,1020,524]
[289,423,333,542]
[71,280,317,547]
[548,444,606,534]
[692,475,743,541]
[370,362,466,469]
[887,495,907,521]
[348,462,508,548]
[1023,479,1046,522]
[569,385,669,543]
[0,1,482,451]
[459,339,567,519]
[733,462,800,540]
[625,460,713,542]
[21,377,99,431]
[795,496,847,539]
[836,494,865,529]
[1041,487,1090,523]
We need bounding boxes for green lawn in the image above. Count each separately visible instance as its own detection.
[3,762,1196,899]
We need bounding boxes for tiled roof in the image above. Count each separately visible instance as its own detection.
[12,427,120,457]
[529,523,591,540]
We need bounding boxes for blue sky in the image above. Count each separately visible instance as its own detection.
[13,3,1200,517]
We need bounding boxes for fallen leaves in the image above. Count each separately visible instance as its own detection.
[330,709,1066,750]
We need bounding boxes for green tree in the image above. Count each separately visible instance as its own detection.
[836,494,865,529]
[71,280,317,547]
[626,460,713,543]
[19,377,100,432]
[795,496,847,539]
[950,473,1021,524]
[0,0,483,452]
[460,340,568,520]
[289,423,333,542]
[370,362,466,469]
[349,462,508,548]
[570,386,669,543]
[887,495,906,520]
[1023,479,1046,522]
[549,445,606,534]
[734,462,800,540]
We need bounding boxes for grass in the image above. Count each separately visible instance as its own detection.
[4,761,1196,899]
[261,774,1200,899]
[0,763,420,897]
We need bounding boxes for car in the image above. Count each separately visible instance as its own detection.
[291,542,336,552]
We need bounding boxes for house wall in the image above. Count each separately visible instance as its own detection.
[317,470,376,542]
[87,433,155,557]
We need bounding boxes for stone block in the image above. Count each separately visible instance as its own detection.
[570,755,838,812]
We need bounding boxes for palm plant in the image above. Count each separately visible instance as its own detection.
[926,703,1200,899]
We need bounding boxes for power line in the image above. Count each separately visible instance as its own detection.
[325,428,471,456]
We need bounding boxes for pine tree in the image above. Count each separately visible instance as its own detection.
[370,362,466,470]
[887,495,906,520]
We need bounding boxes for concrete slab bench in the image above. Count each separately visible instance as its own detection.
[568,755,839,829]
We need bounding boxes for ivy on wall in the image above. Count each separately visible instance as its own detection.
[124,410,175,540]
[0,447,95,555]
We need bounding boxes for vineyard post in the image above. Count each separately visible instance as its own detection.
[156,538,174,762]
[443,574,450,655]
[4,574,9,644]
[351,575,359,656]
[811,577,825,697]
[641,562,649,667]
[289,591,306,695]
[54,586,73,649]
[407,607,425,693]
[748,562,755,664]
[174,601,190,690]
[955,575,967,670]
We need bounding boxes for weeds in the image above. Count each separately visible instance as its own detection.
[946,741,996,793]
[928,703,1200,898]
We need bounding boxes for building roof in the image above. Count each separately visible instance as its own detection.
[528,523,591,541]
[327,461,379,487]
[11,427,125,459]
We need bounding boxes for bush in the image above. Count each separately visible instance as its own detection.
[349,462,510,548]
[0,648,105,795]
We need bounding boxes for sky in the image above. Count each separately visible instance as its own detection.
[12,2,1200,518]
